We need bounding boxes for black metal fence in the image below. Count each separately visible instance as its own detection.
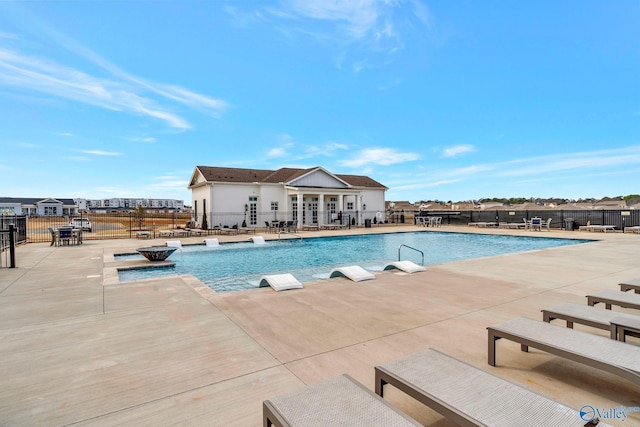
[7,208,640,246]
[1,216,25,268]
[21,212,193,243]
[419,209,640,230]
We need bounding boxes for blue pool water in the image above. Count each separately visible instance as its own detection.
[117,232,589,293]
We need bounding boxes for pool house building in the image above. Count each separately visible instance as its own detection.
[188,166,387,229]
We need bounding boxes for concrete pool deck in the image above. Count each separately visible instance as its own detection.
[1,225,639,426]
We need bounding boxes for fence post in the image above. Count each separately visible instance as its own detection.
[9,224,16,268]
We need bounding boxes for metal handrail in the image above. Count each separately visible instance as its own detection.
[398,244,424,265]
[278,231,303,240]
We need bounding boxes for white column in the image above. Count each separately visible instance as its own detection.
[356,194,362,226]
[338,194,344,224]
[318,194,325,226]
[296,193,303,227]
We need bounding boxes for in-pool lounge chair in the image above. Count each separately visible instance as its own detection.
[383,260,426,273]
[259,273,304,291]
[375,348,612,427]
[487,317,640,387]
[586,289,640,310]
[329,265,375,282]
[166,240,182,249]
[263,374,421,427]
[620,278,640,294]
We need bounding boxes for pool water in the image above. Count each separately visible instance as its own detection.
[117,232,589,293]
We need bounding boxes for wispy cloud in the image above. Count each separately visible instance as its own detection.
[146,174,189,193]
[0,48,193,130]
[264,0,432,71]
[126,136,156,143]
[267,135,349,160]
[81,150,122,156]
[379,146,640,201]
[305,141,349,157]
[267,134,296,157]
[496,147,640,177]
[435,146,640,181]
[287,0,381,40]
[441,144,476,158]
[15,141,39,149]
[340,147,420,167]
[0,23,228,130]
[267,147,289,157]
[391,178,462,191]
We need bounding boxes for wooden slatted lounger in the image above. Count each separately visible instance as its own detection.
[620,278,640,294]
[586,289,640,310]
[487,317,640,387]
[542,302,640,339]
[263,374,421,427]
[375,348,612,426]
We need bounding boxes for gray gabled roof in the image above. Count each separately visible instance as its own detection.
[0,197,76,205]
[193,166,387,189]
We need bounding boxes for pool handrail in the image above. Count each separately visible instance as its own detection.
[398,244,424,265]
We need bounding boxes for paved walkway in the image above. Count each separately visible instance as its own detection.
[1,226,639,426]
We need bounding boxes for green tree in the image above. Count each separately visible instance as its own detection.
[133,205,146,229]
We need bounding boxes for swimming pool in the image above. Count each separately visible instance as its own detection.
[117,232,590,293]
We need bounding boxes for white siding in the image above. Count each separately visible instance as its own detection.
[290,170,348,188]
[362,189,385,213]
[211,184,258,212]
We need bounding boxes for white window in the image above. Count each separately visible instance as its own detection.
[347,202,354,210]
[271,202,279,211]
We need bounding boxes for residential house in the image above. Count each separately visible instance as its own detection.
[0,197,78,217]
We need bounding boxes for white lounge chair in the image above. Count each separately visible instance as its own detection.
[375,348,613,427]
[383,260,426,273]
[166,240,182,249]
[329,266,375,282]
[259,273,304,291]
[204,238,219,247]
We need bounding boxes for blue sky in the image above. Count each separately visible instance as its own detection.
[1,1,639,204]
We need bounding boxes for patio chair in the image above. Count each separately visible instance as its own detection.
[58,227,73,246]
[375,348,612,427]
[264,374,421,427]
[47,227,57,247]
[487,317,640,387]
[542,218,552,231]
[530,217,542,231]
